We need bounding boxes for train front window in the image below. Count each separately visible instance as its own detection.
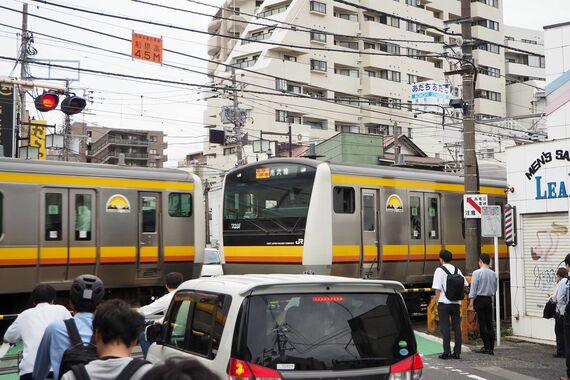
[223,164,316,233]
[45,193,62,241]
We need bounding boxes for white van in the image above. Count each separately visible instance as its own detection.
[147,274,422,380]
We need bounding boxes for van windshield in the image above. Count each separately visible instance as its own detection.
[235,293,415,371]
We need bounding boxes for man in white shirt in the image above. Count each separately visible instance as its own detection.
[432,249,468,360]
[3,284,71,380]
[137,272,183,357]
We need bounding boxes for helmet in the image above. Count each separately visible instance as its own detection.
[70,274,105,306]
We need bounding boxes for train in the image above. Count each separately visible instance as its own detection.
[0,158,205,313]
[219,158,508,294]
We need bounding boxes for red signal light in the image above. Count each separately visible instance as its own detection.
[34,92,60,112]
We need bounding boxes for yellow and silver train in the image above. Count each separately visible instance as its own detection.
[220,158,508,287]
[0,158,204,311]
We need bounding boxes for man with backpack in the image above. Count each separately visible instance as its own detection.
[432,249,468,360]
[61,299,152,380]
[34,275,105,380]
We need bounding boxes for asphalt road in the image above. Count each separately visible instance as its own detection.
[421,339,565,380]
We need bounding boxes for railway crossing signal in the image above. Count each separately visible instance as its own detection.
[33,92,86,115]
[34,91,59,112]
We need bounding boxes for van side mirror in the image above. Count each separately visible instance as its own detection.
[145,324,164,345]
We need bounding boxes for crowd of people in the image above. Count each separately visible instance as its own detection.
[2,272,220,380]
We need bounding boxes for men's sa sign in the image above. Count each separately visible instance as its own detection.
[463,194,488,219]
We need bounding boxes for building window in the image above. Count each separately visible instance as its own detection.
[476,19,499,31]
[408,74,418,84]
[477,42,500,54]
[275,110,288,122]
[363,70,377,77]
[380,69,400,82]
[405,0,420,5]
[407,21,418,32]
[505,36,514,41]
[336,124,360,133]
[364,42,375,50]
[287,83,301,93]
[288,115,302,124]
[275,78,287,90]
[333,187,355,213]
[475,89,502,102]
[479,65,501,78]
[149,148,158,155]
[407,128,413,138]
[147,162,157,168]
[168,193,192,217]
[364,14,375,22]
[284,55,297,62]
[379,43,400,54]
[310,1,326,14]
[335,68,359,77]
[476,0,499,7]
[521,38,537,45]
[367,125,382,134]
[528,55,545,68]
[310,59,327,72]
[335,13,358,21]
[310,31,327,42]
[257,4,288,17]
[335,40,359,49]
[223,147,237,155]
[380,15,400,28]
[149,135,158,142]
[304,120,324,129]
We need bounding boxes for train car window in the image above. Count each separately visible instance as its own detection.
[142,196,157,232]
[333,187,355,213]
[427,197,439,239]
[410,196,421,240]
[362,194,375,231]
[45,193,63,241]
[0,193,3,237]
[169,193,192,217]
[75,194,92,241]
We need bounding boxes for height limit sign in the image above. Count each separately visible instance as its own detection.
[463,194,488,219]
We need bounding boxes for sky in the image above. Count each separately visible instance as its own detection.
[0,0,568,166]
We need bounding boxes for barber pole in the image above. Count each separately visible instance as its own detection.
[504,204,516,246]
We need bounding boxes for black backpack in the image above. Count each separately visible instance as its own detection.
[440,266,465,301]
[58,319,98,380]
[70,358,150,380]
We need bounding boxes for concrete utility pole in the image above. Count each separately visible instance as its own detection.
[17,3,29,156]
[392,121,401,165]
[231,67,243,165]
[460,0,480,273]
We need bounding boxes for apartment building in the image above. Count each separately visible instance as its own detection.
[203,0,537,178]
[70,123,168,167]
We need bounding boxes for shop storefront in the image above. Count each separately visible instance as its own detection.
[507,139,570,341]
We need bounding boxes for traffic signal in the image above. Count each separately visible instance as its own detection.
[34,91,59,112]
[61,96,86,116]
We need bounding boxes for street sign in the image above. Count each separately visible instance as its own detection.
[220,106,247,125]
[481,206,502,237]
[132,32,163,64]
[463,194,488,219]
[504,204,517,246]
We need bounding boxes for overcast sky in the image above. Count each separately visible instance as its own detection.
[0,0,567,165]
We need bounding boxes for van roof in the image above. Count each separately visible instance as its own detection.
[178,274,404,296]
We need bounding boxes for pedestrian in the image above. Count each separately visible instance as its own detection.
[61,299,152,380]
[553,267,569,358]
[34,274,105,380]
[3,284,72,380]
[137,272,183,358]
[468,253,498,355]
[562,253,570,380]
[432,249,468,360]
[140,357,220,380]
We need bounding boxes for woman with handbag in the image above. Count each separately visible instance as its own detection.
[552,267,569,358]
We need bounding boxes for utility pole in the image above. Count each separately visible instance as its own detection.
[288,123,292,157]
[460,0,480,273]
[64,80,71,161]
[231,67,243,165]
[392,121,401,165]
[17,3,29,157]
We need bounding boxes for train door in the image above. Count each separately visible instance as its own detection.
[424,193,442,275]
[409,192,442,274]
[39,188,97,283]
[137,192,161,277]
[360,189,380,277]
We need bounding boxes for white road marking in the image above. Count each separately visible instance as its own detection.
[467,375,489,380]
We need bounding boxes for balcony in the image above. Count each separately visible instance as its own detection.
[95,151,149,163]
[227,14,246,34]
[207,18,221,34]
[207,36,222,56]
[505,61,544,80]
[89,136,149,155]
